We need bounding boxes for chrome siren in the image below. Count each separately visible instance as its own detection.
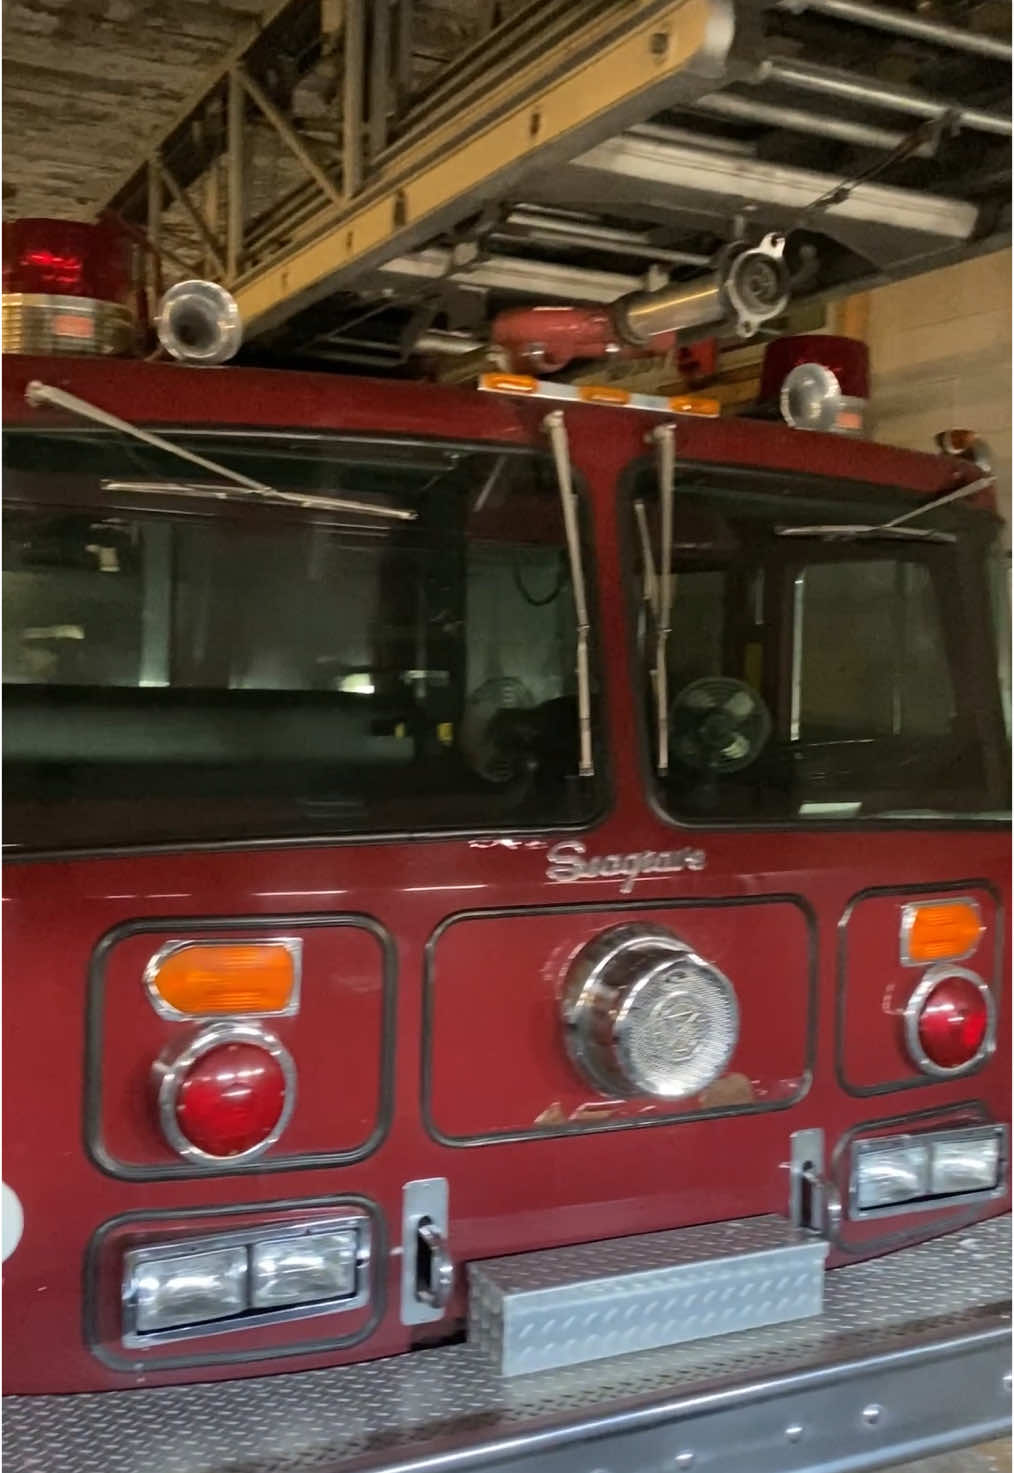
[562,924,739,1100]
[156,280,242,364]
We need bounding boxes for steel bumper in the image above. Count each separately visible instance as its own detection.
[4,1215,1011,1473]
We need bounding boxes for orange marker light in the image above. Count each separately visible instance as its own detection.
[145,940,300,1019]
[578,385,630,406]
[901,901,983,966]
[668,395,721,418]
[479,373,538,394]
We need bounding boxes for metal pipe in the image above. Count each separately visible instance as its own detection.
[343,0,365,197]
[758,57,1012,138]
[628,121,756,157]
[413,329,483,355]
[619,275,723,343]
[226,68,244,283]
[369,0,391,160]
[501,209,711,265]
[777,0,1011,62]
[693,90,935,155]
[238,67,342,204]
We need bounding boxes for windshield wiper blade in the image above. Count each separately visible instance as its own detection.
[776,523,956,544]
[101,479,399,521]
[776,473,994,545]
[26,382,417,522]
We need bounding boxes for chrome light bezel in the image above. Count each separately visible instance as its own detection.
[155,1021,298,1165]
[902,965,997,1079]
[122,1214,371,1346]
[848,1123,1008,1221]
[143,936,303,1021]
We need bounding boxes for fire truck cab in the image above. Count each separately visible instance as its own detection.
[2,218,1011,1473]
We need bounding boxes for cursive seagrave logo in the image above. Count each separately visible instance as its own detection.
[546,839,706,895]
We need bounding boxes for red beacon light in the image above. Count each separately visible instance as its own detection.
[155,1023,297,1163]
[759,334,870,437]
[2,216,138,358]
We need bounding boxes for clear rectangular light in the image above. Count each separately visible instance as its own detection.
[854,1142,930,1210]
[133,1245,247,1334]
[930,1133,1001,1196]
[249,1230,358,1310]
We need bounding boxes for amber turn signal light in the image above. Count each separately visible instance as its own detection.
[901,900,983,967]
[144,939,300,1019]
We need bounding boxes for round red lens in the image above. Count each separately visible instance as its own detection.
[916,976,990,1071]
[174,1041,287,1157]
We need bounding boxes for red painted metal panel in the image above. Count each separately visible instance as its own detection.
[93,922,388,1174]
[426,899,811,1140]
[839,885,1000,1094]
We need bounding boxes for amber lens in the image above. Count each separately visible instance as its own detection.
[904,903,982,965]
[147,943,296,1016]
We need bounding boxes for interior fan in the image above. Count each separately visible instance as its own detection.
[670,677,772,774]
[460,676,536,783]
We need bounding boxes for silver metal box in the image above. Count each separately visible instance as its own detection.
[468,1215,828,1376]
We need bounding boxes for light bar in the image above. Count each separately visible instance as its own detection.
[478,373,720,418]
[122,1216,370,1344]
[850,1125,1005,1218]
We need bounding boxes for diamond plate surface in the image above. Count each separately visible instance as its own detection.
[468,1215,827,1374]
[4,1216,1010,1473]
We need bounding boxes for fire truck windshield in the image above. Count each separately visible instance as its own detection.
[629,470,1010,825]
[2,429,600,852]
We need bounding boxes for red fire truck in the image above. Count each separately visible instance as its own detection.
[2,218,1010,1473]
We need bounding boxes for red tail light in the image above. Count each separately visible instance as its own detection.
[905,968,995,1076]
[156,1024,296,1163]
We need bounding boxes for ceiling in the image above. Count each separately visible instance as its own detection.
[3,0,1011,376]
[2,0,498,220]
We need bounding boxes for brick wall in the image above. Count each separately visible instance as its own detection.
[854,249,1012,542]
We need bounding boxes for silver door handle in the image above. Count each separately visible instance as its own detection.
[416,1218,453,1308]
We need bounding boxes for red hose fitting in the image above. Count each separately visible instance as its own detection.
[491,305,676,373]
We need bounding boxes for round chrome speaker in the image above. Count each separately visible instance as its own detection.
[562,924,739,1100]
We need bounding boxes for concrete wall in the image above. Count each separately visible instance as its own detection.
[852,249,1012,540]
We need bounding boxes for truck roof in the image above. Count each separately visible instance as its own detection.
[2,353,997,514]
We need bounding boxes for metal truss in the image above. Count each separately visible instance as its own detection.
[98,0,1012,369]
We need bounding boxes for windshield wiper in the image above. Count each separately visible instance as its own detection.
[653,423,676,776]
[543,411,593,778]
[25,382,417,522]
[776,474,994,545]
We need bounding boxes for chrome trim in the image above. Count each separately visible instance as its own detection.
[143,937,302,1021]
[789,570,805,742]
[899,895,985,967]
[155,1022,298,1164]
[543,411,593,778]
[848,1123,1008,1221]
[415,1221,454,1309]
[653,422,675,776]
[902,964,997,1079]
[401,1177,450,1326]
[121,1213,371,1346]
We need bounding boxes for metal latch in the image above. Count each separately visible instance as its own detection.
[401,1178,452,1325]
[789,1128,842,1238]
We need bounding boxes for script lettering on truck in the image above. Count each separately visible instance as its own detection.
[546,839,707,894]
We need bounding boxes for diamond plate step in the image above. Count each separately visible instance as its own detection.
[468,1213,829,1375]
